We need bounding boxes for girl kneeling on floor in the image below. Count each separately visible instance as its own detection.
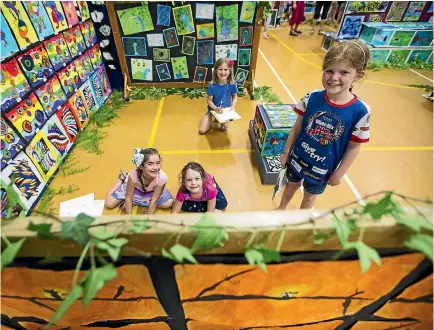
[105,148,174,214]
[172,162,228,213]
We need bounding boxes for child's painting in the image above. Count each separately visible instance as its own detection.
[22,1,55,40]
[123,37,147,56]
[181,36,195,55]
[216,44,237,61]
[371,29,394,46]
[156,63,171,81]
[171,56,189,79]
[240,26,253,46]
[370,49,390,63]
[238,48,252,66]
[240,2,256,23]
[69,91,89,129]
[80,20,97,48]
[35,76,67,117]
[157,4,171,26]
[63,25,87,57]
[43,34,72,71]
[387,49,411,64]
[61,1,79,27]
[147,33,165,47]
[428,2,434,13]
[403,2,424,21]
[345,1,389,13]
[197,23,214,40]
[172,5,195,35]
[96,65,112,99]
[17,45,55,89]
[131,58,153,81]
[56,103,79,142]
[163,27,179,48]
[386,1,408,21]
[57,62,81,98]
[0,13,19,60]
[1,1,38,50]
[89,73,104,107]
[74,55,93,82]
[77,1,90,21]
[4,93,48,143]
[407,49,432,63]
[153,48,170,62]
[389,30,415,47]
[79,80,99,114]
[195,3,214,20]
[197,40,214,65]
[1,59,31,113]
[235,68,249,86]
[410,31,433,47]
[369,13,384,22]
[88,45,103,70]
[216,4,238,42]
[360,26,376,43]
[117,5,154,36]
[339,15,364,39]
[40,112,73,157]
[43,1,68,33]
[0,118,26,170]
[193,66,208,83]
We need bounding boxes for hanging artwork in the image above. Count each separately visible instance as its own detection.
[35,76,67,117]
[22,1,55,40]
[195,3,214,20]
[386,2,408,21]
[369,13,384,22]
[235,68,249,86]
[338,15,364,39]
[1,1,38,50]
[157,4,171,26]
[387,49,411,63]
[80,20,97,48]
[88,44,103,69]
[389,30,415,47]
[123,37,147,56]
[238,48,252,66]
[0,118,27,170]
[240,26,253,46]
[193,66,208,83]
[181,36,196,56]
[57,62,81,98]
[156,63,171,81]
[197,40,214,65]
[43,34,72,71]
[40,112,73,157]
[173,5,195,35]
[410,31,433,47]
[147,33,165,47]
[345,1,389,13]
[153,48,170,62]
[403,2,425,21]
[0,13,19,60]
[96,65,112,99]
[215,44,237,61]
[77,1,90,21]
[216,4,238,42]
[1,59,31,113]
[4,93,48,143]
[43,1,68,33]
[17,45,55,89]
[79,80,99,114]
[117,5,154,36]
[63,25,87,57]
[89,73,104,107]
[163,27,179,48]
[240,1,256,23]
[131,58,153,81]
[171,56,189,79]
[75,54,94,81]
[197,23,214,40]
[408,49,432,63]
[61,1,79,27]
[68,90,89,129]
[56,103,80,142]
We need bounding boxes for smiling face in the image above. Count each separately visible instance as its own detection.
[216,63,230,83]
[322,61,359,98]
[184,168,204,195]
[140,154,161,179]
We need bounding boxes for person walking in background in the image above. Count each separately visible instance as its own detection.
[289,1,305,36]
[310,1,332,35]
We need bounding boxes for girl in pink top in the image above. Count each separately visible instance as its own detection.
[172,162,227,213]
[105,148,173,214]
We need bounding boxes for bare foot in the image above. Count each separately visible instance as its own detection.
[220,123,228,131]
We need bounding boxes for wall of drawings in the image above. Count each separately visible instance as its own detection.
[112,1,258,86]
[1,1,112,216]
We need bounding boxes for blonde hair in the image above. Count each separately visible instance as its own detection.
[212,58,234,84]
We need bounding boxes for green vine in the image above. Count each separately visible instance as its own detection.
[368,59,433,72]
[252,86,282,103]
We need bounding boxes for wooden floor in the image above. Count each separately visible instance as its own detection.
[43,23,433,216]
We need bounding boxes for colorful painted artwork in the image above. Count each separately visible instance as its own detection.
[56,103,79,142]
[360,26,375,43]
[89,73,104,107]
[216,4,238,42]
[370,49,390,62]
[68,91,89,129]
[117,5,154,36]
[389,30,415,47]
[88,44,103,70]
[371,29,394,46]
[387,49,411,63]
[410,31,433,47]
[240,2,256,23]
[403,2,425,21]
[197,23,214,40]
[238,48,252,66]
[0,13,19,60]
[131,58,153,81]
[240,26,253,46]
[197,40,214,65]
[123,37,147,56]
[1,59,31,113]
[17,45,55,89]
[235,68,249,86]
[43,34,72,71]
[386,1,408,21]
[80,20,97,48]
[96,65,112,99]
[172,5,195,35]
[428,2,434,13]
[171,56,189,79]
[193,66,208,83]
[0,118,27,169]
[345,1,389,13]
[369,13,384,22]
[35,76,67,117]
[57,62,81,98]
[63,25,87,57]
[40,112,73,157]
[339,15,364,39]
[147,33,165,47]
[61,1,79,27]
[1,1,38,50]
[163,27,179,48]
[216,44,237,61]
[195,3,214,20]
[77,1,90,21]
[4,93,47,143]
[181,36,195,55]
[22,1,55,40]
[75,54,94,81]
[156,63,171,81]
[43,1,68,33]
[79,80,99,114]
[407,49,432,63]
[157,4,171,26]
[153,48,170,62]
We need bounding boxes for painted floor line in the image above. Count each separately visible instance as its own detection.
[344,174,366,206]
[409,68,434,83]
[147,97,165,148]
[363,146,433,151]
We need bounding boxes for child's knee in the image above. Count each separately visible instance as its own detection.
[159,199,174,209]
[302,192,317,202]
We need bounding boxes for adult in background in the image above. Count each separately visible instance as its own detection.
[289,1,305,36]
[310,1,332,35]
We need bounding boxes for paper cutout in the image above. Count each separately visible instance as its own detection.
[156,63,171,81]
[240,26,253,46]
[197,40,214,65]
[147,33,165,47]
[0,13,19,60]
[79,80,99,114]
[16,45,55,89]
[235,68,249,86]
[43,34,72,71]
[238,48,252,66]
[22,1,55,40]
[4,93,47,143]
[131,58,153,81]
[88,44,103,69]
[171,56,189,79]
[157,4,171,26]
[216,4,238,42]
[43,1,68,33]
[61,1,79,27]
[0,118,26,170]
[216,44,237,61]
[117,5,154,36]
[96,65,112,99]
[63,25,87,58]
[193,66,208,83]
[163,27,179,48]
[195,3,214,20]
[89,72,104,107]
[173,5,195,35]
[40,110,73,157]
[197,23,214,40]
[56,103,79,142]
[403,2,424,21]
[74,54,94,81]
[68,90,89,129]
[123,37,147,56]
[240,1,256,23]
[80,20,97,48]
[35,76,67,117]
[57,62,81,98]
[181,36,195,55]
[1,58,31,113]
[153,48,170,62]
[77,1,90,21]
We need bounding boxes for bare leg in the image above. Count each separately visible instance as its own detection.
[310,19,315,34]
[319,19,326,34]
[278,181,301,210]
[199,113,213,134]
[158,199,174,209]
[300,191,318,209]
[105,194,123,209]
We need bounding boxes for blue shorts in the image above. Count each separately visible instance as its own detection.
[286,166,327,195]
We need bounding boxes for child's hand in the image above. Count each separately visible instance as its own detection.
[216,107,223,113]
[328,173,342,186]
[230,106,235,112]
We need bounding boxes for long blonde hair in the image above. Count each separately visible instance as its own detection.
[212,58,235,84]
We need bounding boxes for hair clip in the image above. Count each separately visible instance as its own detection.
[228,59,234,67]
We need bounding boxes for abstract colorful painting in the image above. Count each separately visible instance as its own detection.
[171,56,189,79]
[96,65,112,99]
[63,25,87,57]
[193,66,208,83]
[88,44,103,70]
[81,20,97,47]
[338,15,364,39]
[43,1,68,33]
[35,76,67,117]
[17,45,54,89]
[4,93,47,143]
[1,1,38,50]
[197,23,214,40]
[163,27,179,48]
[216,4,238,42]
[1,58,31,113]
[216,44,237,61]
[89,72,104,107]
[173,5,195,35]
[43,34,72,70]
[22,1,55,40]
[79,80,99,114]
[235,68,249,86]
[131,58,153,81]
[40,112,73,157]
[386,1,408,21]
[77,1,90,21]
[56,103,79,142]
[240,1,256,23]
[117,5,154,36]
[238,48,252,66]
[0,118,27,170]
[181,36,195,55]
[403,2,424,21]
[147,33,165,47]
[197,40,214,65]
[153,48,170,62]
[123,37,147,56]
[195,3,214,20]
[240,26,253,46]
[68,91,89,129]
[157,4,171,26]
[61,1,79,27]
[410,31,433,47]
[156,63,171,81]
[75,54,94,81]
[0,13,19,60]
[57,62,81,98]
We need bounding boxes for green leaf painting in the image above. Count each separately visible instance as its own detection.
[131,59,153,81]
[172,5,195,36]
[171,56,189,79]
[117,5,154,36]
[216,4,239,42]
[240,1,256,23]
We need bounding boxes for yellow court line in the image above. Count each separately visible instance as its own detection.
[147,97,165,147]
[362,146,433,151]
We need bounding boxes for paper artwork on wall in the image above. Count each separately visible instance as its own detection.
[63,26,87,58]
[61,1,79,27]
[408,49,432,63]
[96,65,112,99]
[117,5,154,36]
[239,26,253,46]
[43,34,72,71]
[57,63,81,98]
[235,68,249,86]
[68,91,89,129]
[197,23,214,40]
[35,76,67,117]
[88,44,103,70]
[173,5,195,35]
[410,31,433,47]
[195,3,214,20]
[0,13,19,60]
[193,66,208,83]
[131,58,153,81]
[123,37,147,56]
[147,33,165,47]
[386,2,408,21]
[56,103,79,142]
[0,118,27,170]
[17,45,55,89]
[157,4,171,26]
[181,36,195,55]
[77,1,91,21]
[339,15,364,39]
[22,1,55,40]
[79,80,99,114]
[238,48,252,66]
[40,112,73,157]
[216,44,237,61]
[240,1,256,23]
[1,58,31,113]
[163,27,179,48]
[89,73,104,107]
[216,4,238,42]
[43,1,68,33]
[197,40,214,65]
[156,63,171,81]
[153,48,170,62]
[403,2,425,21]
[171,56,189,79]
[76,54,94,81]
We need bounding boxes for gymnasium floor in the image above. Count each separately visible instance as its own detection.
[42,23,433,216]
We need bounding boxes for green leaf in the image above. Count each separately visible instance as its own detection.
[128,219,152,233]
[313,232,329,245]
[92,228,116,240]
[162,244,198,264]
[245,248,267,272]
[362,192,401,220]
[253,244,281,263]
[404,234,433,261]
[395,215,434,233]
[345,241,381,273]
[61,213,95,244]
[48,284,83,326]
[81,264,118,306]
[95,238,128,262]
[332,216,355,246]
[27,222,53,239]
[1,238,25,270]
[190,213,228,252]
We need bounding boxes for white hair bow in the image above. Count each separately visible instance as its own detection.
[132,148,144,167]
